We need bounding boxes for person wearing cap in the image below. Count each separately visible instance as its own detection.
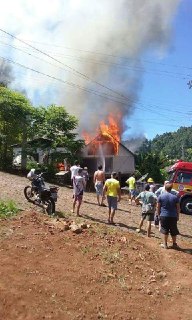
[72,167,86,216]
[125,173,136,205]
[147,177,156,193]
[102,172,121,224]
[135,184,157,237]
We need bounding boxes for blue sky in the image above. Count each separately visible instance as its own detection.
[126,0,192,140]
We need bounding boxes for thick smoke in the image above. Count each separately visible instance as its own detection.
[0,59,14,87]
[122,137,146,154]
[0,0,180,138]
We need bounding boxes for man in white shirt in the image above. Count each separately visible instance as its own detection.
[70,160,80,185]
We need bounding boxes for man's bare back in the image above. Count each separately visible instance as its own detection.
[94,165,105,206]
[94,170,105,183]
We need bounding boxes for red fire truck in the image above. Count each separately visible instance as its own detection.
[168,160,192,215]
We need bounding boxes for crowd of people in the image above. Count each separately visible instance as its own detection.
[69,161,180,249]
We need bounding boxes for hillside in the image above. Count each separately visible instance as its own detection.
[143,126,192,160]
[123,126,192,161]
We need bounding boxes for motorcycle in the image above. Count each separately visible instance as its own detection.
[24,171,59,215]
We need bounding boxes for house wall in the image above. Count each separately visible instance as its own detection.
[81,143,135,174]
[113,155,135,174]
[13,147,22,156]
[81,154,135,175]
[118,144,132,156]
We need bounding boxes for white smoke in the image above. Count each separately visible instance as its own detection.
[0,60,14,86]
[0,0,180,137]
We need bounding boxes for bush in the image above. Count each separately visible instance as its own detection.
[0,200,19,219]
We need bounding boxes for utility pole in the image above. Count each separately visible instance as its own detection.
[181,143,185,160]
[21,115,30,171]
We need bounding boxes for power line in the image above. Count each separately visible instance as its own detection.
[1,56,190,130]
[10,67,192,122]
[0,28,129,100]
[0,39,191,80]
[2,34,192,72]
[1,54,191,123]
[1,32,191,117]
[6,65,190,117]
[0,55,134,104]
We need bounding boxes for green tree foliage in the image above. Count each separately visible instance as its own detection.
[149,126,192,160]
[136,126,192,182]
[30,105,84,162]
[0,88,84,170]
[135,152,166,183]
[0,87,33,169]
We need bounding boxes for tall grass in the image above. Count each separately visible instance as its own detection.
[0,200,19,218]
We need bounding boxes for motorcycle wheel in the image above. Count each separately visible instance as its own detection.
[45,199,55,215]
[24,186,36,202]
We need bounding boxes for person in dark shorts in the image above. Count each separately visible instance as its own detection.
[135,184,157,237]
[157,182,180,249]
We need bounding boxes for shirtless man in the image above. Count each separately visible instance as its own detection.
[93,165,105,206]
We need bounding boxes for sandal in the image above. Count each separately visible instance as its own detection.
[160,243,168,249]
[170,243,179,249]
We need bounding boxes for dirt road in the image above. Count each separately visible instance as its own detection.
[0,171,192,320]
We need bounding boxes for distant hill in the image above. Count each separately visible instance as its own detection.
[139,126,192,161]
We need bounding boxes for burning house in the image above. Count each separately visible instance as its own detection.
[81,115,135,176]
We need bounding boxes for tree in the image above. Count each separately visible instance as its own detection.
[135,152,168,183]
[29,105,84,164]
[0,88,84,171]
[0,87,33,169]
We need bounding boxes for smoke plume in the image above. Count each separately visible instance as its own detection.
[0,59,14,87]
[0,0,180,138]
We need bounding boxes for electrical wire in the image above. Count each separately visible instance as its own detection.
[0,55,191,125]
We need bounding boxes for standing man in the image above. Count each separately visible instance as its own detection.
[94,165,105,206]
[126,173,136,205]
[157,182,180,249]
[70,160,80,185]
[72,168,86,216]
[135,184,157,237]
[82,167,89,191]
[155,180,179,197]
[103,172,121,224]
[147,177,156,193]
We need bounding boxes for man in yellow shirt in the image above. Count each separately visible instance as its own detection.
[102,172,121,224]
[126,173,136,205]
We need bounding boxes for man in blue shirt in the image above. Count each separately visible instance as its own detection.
[157,182,180,249]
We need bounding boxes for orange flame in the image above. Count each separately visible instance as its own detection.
[82,114,122,155]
